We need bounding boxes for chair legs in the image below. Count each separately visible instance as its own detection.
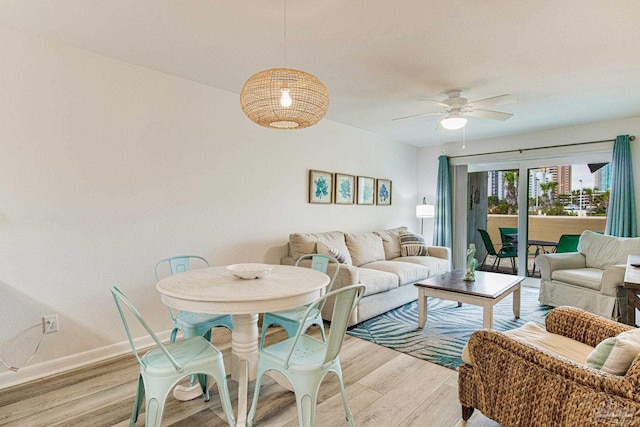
[143,386,168,427]
[260,316,315,349]
[480,254,488,269]
[134,368,235,427]
[170,327,180,344]
[131,375,145,425]
[491,256,500,272]
[333,364,354,426]
[488,255,518,274]
[248,364,352,427]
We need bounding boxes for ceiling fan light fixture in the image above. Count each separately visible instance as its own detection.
[440,113,467,130]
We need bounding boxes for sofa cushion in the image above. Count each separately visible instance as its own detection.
[394,256,449,277]
[345,232,386,266]
[362,261,428,286]
[578,230,640,269]
[399,231,428,257]
[462,322,594,366]
[289,231,350,262]
[551,268,603,291]
[317,241,352,265]
[587,328,640,375]
[374,227,408,260]
[356,268,398,296]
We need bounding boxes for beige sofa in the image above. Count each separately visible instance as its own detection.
[536,230,640,320]
[281,227,451,326]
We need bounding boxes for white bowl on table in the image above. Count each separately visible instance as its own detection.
[227,263,273,279]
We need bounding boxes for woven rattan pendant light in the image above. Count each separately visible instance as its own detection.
[240,1,329,129]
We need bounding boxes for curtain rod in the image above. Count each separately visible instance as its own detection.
[448,135,635,159]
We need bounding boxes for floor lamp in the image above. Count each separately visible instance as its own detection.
[416,199,435,235]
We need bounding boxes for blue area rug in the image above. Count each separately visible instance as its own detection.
[347,287,551,370]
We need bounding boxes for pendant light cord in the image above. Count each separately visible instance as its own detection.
[283,0,287,67]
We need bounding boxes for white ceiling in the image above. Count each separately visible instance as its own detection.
[2,0,640,146]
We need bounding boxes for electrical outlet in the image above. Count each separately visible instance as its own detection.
[42,315,58,334]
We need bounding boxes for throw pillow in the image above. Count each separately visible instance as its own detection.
[344,233,386,266]
[317,241,352,265]
[586,328,640,375]
[399,231,428,257]
[374,226,408,260]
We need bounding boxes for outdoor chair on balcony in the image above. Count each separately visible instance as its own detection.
[498,227,518,252]
[477,229,517,274]
[555,234,581,253]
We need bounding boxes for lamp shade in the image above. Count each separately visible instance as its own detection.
[240,68,330,129]
[440,112,467,130]
[416,204,435,218]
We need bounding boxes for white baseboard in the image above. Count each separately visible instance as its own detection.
[0,330,171,390]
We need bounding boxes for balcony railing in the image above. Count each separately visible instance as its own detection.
[486,214,606,246]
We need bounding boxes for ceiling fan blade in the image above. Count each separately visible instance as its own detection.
[418,99,451,109]
[392,111,443,121]
[464,109,513,121]
[466,94,516,110]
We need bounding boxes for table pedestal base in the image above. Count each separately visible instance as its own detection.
[231,314,259,381]
[231,314,259,427]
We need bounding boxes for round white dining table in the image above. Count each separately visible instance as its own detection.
[156,264,329,426]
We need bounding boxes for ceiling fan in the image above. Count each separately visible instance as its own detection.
[393,89,517,130]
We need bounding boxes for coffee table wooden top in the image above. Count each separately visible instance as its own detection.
[415,269,525,299]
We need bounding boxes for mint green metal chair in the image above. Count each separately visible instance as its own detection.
[154,255,233,343]
[248,284,365,427]
[110,285,236,427]
[259,254,339,349]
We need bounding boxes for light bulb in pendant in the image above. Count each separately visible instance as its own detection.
[280,89,292,107]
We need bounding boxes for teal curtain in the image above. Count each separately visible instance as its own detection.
[605,135,637,237]
[434,155,452,247]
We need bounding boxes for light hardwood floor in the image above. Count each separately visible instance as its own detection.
[0,327,499,426]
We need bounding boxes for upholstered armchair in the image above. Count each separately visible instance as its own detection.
[458,306,640,427]
[537,230,640,320]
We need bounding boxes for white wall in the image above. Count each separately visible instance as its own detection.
[419,116,640,265]
[0,28,422,387]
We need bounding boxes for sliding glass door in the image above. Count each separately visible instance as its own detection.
[459,155,611,276]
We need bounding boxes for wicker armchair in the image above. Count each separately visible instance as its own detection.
[458,306,640,427]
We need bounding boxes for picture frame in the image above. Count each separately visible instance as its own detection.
[334,173,355,204]
[309,170,333,204]
[376,179,392,205]
[356,176,375,205]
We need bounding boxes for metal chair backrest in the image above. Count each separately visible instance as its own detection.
[154,255,209,281]
[110,285,182,371]
[499,227,518,247]
[556,234,580,253]
[283,284,365,369]
[295,254,340,311]
[477,229,499,256]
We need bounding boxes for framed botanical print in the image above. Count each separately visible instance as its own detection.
[376,179,392,205]
[334,173,355,204]
[309,170,333,204]
[356,176,375,205]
